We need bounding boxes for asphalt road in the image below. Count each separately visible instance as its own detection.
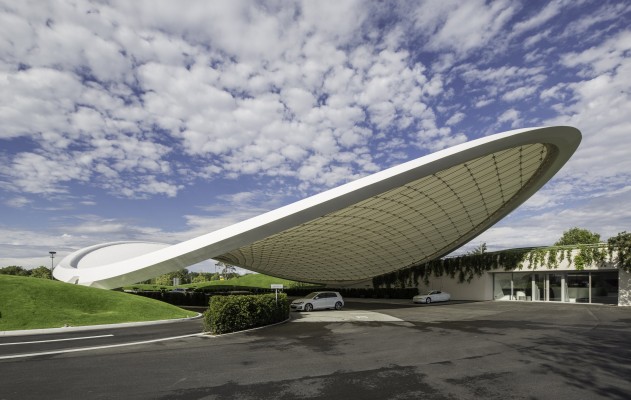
[0,316,204,360]
[1,300,631,400]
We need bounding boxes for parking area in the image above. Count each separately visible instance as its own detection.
[2,300,631,399]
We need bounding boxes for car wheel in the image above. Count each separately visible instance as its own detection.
[425,297,431,304]
[304,303,313,312]
[335,301,343,310]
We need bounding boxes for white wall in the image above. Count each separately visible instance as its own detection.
[418,273,493,301]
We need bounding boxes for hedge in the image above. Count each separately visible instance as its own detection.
[284,287,419,299]
[203,293,290,334]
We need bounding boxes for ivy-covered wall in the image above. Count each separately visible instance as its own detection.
[372,243,627,290]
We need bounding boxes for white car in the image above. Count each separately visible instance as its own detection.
[291,291,344,311]
[413,290,451,304]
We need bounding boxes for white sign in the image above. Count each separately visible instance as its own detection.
[270,284,284,289]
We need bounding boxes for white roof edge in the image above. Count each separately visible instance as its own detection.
[54,126,581,288]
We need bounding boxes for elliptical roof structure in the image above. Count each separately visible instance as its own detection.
[54,126,581,289]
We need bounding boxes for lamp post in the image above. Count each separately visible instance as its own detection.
[49,251,56,279]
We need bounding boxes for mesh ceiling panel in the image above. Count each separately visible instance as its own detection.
[216,143,550,283]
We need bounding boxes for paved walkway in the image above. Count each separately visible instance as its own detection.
[290,308,403,322]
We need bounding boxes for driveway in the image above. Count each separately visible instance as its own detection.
[1,300,630,399]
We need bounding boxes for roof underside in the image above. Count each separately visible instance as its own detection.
[216,143,551,283]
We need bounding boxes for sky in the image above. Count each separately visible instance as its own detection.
[1,0,630,274]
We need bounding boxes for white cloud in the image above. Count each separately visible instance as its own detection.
[0,0,470,200]
[560,30,631,76]
[473,186,631,251]
[561,3,630,39]
[522,29,552,48]
[2,152,88,194]
[509,0,565,39]
[5,196,31,208]
[474,98,493,108]
[546,30,631,186]
[415,0,517,55]
[497,109,521,128]
[444,112,465,127]
[502,86,537,102]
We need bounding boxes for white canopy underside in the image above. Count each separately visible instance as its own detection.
[54,126,581,289]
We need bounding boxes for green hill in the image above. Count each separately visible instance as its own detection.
[191,273,318,289]
[0,275,197,331]
[124,273,321,291]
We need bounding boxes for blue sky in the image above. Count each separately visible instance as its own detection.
[1,0,630,273]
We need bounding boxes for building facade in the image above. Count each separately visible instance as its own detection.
[416,248,629,306]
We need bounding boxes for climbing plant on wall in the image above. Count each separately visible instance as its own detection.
[372,240,626,289]
[372,248,531,288]
[608,231,631,272]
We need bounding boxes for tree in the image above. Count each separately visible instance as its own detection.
[154,269,190,286]
[191,272,214,283]
[30,266,52,279]
[555,227,601,246]
[215,262,237,280]
[0,266,30,276]
[468,242,487,255]
[608,231,631,272]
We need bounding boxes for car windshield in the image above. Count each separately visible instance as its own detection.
[304,292,320,299]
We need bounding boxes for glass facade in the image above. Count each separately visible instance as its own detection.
[533,274,545,301]
[567,273,590,303]
[591,271,619,305]
[548,273,564,302]
[513,273,533,301]
[493,273,513,300]
[493,271,619,305]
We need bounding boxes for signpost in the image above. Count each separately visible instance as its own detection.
[271,284,283,304]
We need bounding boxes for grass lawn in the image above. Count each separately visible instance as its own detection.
[124,273,321,291]
[191,274,318,289]
[0,275,197,331]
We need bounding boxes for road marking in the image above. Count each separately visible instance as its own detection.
[0,333,204,360]
[0,334,114,346]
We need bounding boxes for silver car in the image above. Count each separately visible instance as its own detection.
[291,291,344,311]
[413,290,451,304]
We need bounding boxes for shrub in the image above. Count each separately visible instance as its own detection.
[203,293,289,334]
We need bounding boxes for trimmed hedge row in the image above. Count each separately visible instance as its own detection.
[284,287,419,299]
[131,286,419,307]
[203,293,290,334]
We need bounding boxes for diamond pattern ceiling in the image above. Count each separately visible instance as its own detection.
[216,143,550,283]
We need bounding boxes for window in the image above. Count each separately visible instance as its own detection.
[494,271,619,304]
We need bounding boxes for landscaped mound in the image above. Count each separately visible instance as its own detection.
[0,275,197,331]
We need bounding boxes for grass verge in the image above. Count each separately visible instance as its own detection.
[0,275,197,331]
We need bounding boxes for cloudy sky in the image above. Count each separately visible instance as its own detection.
[1,0,630,273]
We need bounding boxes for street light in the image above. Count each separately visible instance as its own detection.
[49,251,56,279]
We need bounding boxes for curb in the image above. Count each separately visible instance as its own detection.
[0,313,202,337]
[201,315,292,337]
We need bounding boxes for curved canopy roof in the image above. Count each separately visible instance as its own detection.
[54,126,581,289]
